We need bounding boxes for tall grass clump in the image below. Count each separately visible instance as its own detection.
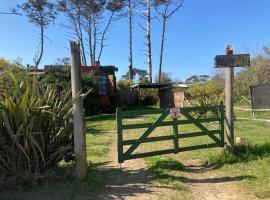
[0,76,76,182]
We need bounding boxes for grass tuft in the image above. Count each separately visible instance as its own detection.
[86,168,105,189]
[147,157,186,171]
[204,143,270,167]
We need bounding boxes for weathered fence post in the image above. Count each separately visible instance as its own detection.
[70,41,86,180]
[225,46,234,153]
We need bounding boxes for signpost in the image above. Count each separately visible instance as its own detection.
[215,46,250,153]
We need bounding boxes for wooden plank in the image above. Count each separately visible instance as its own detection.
[179,143,220,152]
[116,108,124,163]
[122,121,172,130]
[123,109,170,157]
[122,130,220,146]
[173,118,179,153]
[179,130,220,138]
[123,135,173,145]
[219,102,225,147]
[122,117,220,130]
[124,149,176,160]
[177,117,220,125]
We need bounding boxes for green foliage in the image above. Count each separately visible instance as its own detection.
[147,157,186,171]
[204,143,270,167]
[234,47,270,100]
[155,71,172,83]
[0,76,75,181]
[186,82,224,105]
[121,68,148,83]
[86,169,105,189]
[185,74,210,84]
[0,58,29,90]
[117,79,133,90]
[40,66,98,115]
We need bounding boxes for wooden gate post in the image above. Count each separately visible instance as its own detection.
[70,41,86,180]
[225,46,234,153]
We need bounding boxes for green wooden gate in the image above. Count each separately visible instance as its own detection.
[116,103,225,163]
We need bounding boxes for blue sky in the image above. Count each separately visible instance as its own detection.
[1,0,270,81]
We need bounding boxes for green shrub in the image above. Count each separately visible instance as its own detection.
[186,82,224,105]
[0,58,29,91]
[117,79,133,90]
[0,76,77,181]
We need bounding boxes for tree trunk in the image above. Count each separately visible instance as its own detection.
[146,0,152,83]
[97,12,114,62]
[93,17,97,63]
[158,16,166,83]
[79,28,87,66]
[35,25,44,69]
[128,0,133,81]
[78,7,87,66]
[88,18,94,66]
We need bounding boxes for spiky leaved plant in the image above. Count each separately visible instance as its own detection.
[0,76,79,180]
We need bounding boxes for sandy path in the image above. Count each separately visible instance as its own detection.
[183,160,260,200]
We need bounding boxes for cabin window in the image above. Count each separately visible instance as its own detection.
[98,75,108,95]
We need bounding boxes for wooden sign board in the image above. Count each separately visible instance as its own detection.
[215,54,250,68]
[250,84,270,110]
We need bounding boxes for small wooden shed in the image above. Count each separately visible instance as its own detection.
[131,83,188,108]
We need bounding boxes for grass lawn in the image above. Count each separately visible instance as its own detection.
[1,106,270,200]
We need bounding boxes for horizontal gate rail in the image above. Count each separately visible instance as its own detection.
[123,143,221,161]
[124,149,176,160]
[121,105,219,118]
[122,130,221,146]
[117,102,225,163]
[122,117,220,130]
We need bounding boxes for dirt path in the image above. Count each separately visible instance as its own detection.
[183,160,260,200]
[96,135,260,200]
[96,134,170,200]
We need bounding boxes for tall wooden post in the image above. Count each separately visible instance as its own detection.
[215,46,250,154]
[70,41,86,180]
[225,46,234,153]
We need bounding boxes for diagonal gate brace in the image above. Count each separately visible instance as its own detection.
[180,110,221,145]
[123,109,170,157]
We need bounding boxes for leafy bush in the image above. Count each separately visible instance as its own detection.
[40,66,98,115]
[0,76,76,182]
[117,79,133,90]
[186,82,224,105]
[0,58,29,91]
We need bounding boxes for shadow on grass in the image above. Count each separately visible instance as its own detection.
[144,156,256,189]
[86,114,115,122]
[121,105,157,111]
[204,143,270,168]
[1,158,257,200]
